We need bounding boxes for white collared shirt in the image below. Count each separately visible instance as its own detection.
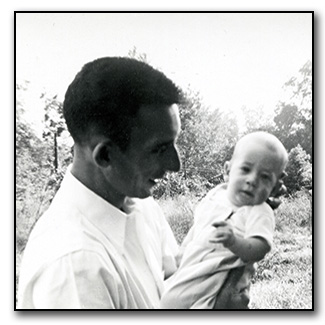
[17,167,178,309]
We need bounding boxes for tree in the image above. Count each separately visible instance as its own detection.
[241,105,277,135]
[285,144,312,194]
[16,82,53,200]
[41,94,68,172]
[128,46,149,63]
[273,61,312,158]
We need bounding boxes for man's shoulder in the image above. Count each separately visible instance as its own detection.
[23,205,107,268]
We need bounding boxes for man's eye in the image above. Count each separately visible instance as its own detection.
[152,145,168,154]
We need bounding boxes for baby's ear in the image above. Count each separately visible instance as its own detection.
[223,161,231,182]
[280,171,288,180]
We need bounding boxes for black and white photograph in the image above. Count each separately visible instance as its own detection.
[15,11,313,312]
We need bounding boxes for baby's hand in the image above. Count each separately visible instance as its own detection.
[210,221,236,247]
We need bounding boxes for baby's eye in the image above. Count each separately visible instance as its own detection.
[241,166,250,173]
[261,173,271,180]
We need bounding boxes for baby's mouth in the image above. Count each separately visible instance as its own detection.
[241,190,254,198]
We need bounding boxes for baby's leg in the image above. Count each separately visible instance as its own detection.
[214,266,250,309]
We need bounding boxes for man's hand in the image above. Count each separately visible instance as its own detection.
[267,176,287,210]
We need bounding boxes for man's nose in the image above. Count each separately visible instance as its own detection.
[165,145,181,172]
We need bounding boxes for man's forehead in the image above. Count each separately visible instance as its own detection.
[131,104,180,135]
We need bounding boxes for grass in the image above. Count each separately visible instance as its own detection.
[158,190,313,310]
[157,194,199,245]
[15,188,312,309]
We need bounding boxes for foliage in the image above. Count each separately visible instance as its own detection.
[16,84,53,204]
[241,105,276,135]
[41,93,72,171]
[179,89,239,182]
[273,61,312,158]
[285,145,312,194]
[128,46,149,63]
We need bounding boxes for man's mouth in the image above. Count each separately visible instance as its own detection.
[149,178,163,186]
[149,178,158,185]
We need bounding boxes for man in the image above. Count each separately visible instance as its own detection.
[18,57,248,309]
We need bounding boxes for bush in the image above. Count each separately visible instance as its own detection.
[285,144,312,194]
[274,190,312,233]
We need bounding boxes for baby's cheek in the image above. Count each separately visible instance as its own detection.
[259,188,272,201]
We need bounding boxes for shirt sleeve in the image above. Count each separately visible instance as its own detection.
[244,204,275,248]
[158,205,179,279]
[31,250,126,309]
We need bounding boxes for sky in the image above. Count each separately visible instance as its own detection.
[16,12,312,132]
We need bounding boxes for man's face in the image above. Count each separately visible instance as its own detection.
[225,144,281,207]
[108,104,181,202]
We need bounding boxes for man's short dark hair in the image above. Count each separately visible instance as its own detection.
[63,57,181,150]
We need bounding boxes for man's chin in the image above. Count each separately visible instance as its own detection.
[135,187,154,199]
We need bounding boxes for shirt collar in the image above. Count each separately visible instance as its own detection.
[58,166,130,254]
[214,183,240,212]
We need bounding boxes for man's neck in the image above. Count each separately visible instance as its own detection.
[71,160,126,211]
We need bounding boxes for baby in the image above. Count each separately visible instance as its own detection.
[161,131,288,309]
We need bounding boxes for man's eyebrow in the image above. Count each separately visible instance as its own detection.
[150,139,175,147]
[146,140,174,151]
[155,141,172,147]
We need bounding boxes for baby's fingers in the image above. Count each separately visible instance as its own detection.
[212,221,228,228]
[209,237,223,244]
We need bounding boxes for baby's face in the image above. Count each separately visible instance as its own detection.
[226,144,282,207]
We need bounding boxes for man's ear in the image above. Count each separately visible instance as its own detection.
[92,141,112,168]
[223,161,231,182]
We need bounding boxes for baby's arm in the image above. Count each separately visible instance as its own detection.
[210,221,270,263]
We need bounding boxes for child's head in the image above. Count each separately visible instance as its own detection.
[224,131,288,207]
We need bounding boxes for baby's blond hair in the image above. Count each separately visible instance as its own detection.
[232,131,288,177]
